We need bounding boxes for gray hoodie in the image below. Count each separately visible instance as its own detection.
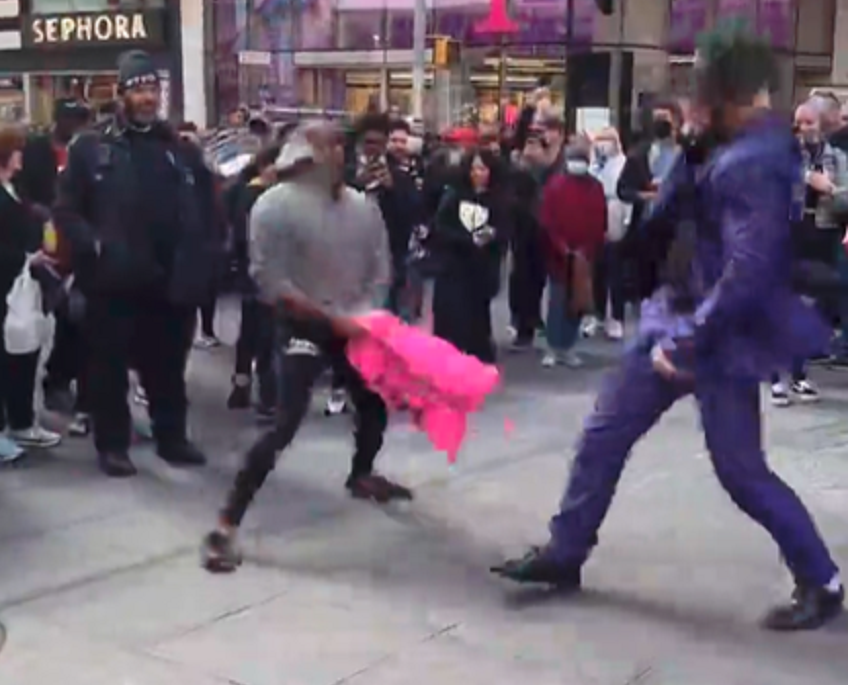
[248,176,390,318]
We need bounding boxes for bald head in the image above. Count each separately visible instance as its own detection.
[795,102,821,144]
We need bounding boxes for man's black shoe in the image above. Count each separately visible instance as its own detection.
[255,403,276,425]
[346,473,413,503]
[227,384,251,409]
[98,451,137,478]
[762,584,844,631]
[491,545,582,589]
[158,441,207,467]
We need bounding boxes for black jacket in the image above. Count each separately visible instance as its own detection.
[53,118,222,305]
[0,185,43,322]
[432,186,508,300]
[346,156,421,267]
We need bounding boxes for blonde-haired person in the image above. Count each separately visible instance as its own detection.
[583,127,630,340]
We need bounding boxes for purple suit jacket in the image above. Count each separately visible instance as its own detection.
[640,112,830,380]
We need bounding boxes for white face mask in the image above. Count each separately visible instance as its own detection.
[566,160,589,175]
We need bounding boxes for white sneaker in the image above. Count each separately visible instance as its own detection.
[133,387,149,407]
[8,426,61,449]
[771,382,790,407]
[0,436,24,463]
[324,390,348,416]
[580,316,600,338]
[605,319,624,340]
[541,352,559,368]
[67,413,91,437]
[563,350,584,368]
[194,335,221,350]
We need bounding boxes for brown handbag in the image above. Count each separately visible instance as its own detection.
[567,250,594,315]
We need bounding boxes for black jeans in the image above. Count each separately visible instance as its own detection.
[198,290,217,337]
[508,225,546,340]
[222,319,388,527]
[44,311,90,412]
[0,346,38,432]
[234,297,276,407]
[84,296,195,454]
[592,243,626,322]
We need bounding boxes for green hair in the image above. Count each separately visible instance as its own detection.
[693,19,777,105]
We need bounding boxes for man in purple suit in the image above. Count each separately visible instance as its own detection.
[491,23,843,631]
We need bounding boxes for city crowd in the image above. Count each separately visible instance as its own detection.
[2,24,848,633]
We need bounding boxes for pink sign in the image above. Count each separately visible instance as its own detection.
[475,0,521,33]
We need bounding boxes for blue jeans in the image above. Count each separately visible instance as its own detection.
[546,279,580,352]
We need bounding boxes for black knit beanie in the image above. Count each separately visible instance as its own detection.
[117,50,159,93]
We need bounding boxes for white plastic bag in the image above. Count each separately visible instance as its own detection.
[4,258,47,355]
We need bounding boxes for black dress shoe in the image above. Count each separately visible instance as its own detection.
[345,473,413,503]
[491,545,582,589]
[157,441,207,467]
[762,584,844,631]
[227,383,251,410]
[98,452,138,478]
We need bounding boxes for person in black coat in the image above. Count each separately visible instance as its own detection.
[617,100,683,301]
[431,148,508,363]
[0,126,62,460]
[53,50,221,478]
[226,143,281,418]
[14,98,90,417]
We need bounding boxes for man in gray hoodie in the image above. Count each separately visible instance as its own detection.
[202,121,413,573]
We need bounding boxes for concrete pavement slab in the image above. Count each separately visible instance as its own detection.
[0,616,223,685]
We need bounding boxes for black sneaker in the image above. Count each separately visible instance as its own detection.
[826,355,848,370]
[762,584,844,631]
[227,384,252,410]
[158,441,207,467]
[67,413,91,437]
[790,379,819,403]
[201,530,243,573]
[98,451,137,478]
[255,403,276,424]
[490,545,582,589]
[345,473,414,503]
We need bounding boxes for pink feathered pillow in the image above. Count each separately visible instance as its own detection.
[347,312,500,462]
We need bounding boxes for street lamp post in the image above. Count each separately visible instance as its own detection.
[564,0,576,133]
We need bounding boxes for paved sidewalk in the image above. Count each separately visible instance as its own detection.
[1,309,848,684]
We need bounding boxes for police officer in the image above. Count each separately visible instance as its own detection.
[53,50,221,477]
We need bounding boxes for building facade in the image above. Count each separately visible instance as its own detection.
[0,0,203,125]
[207,0,844,127]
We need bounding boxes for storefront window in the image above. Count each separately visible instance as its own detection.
[336,9,386,50]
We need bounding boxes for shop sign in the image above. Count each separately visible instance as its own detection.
[24,10,166,48]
